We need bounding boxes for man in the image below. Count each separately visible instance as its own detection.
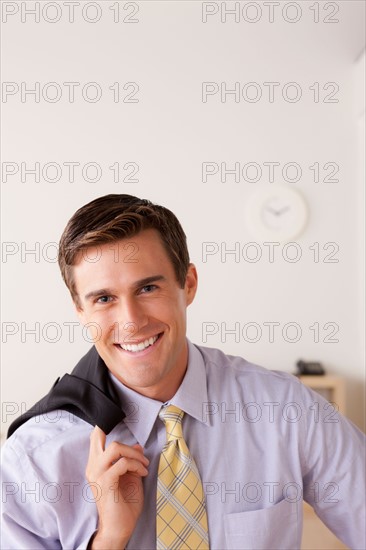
[1,194,365,549]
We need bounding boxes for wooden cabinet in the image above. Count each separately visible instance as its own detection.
[299,375,348,550]
[298,375,346,414]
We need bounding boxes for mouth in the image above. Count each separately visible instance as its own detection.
[114,332,163,354]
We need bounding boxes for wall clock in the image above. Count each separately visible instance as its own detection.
[245,184,308,242]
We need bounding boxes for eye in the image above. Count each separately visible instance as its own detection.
[140,284,157,294]
[96,295,113,303]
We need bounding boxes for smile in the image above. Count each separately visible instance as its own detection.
[116,333,161,353]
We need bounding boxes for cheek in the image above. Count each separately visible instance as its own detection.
[83,310,117,340]
[84,323,103,343]
[163,303,187,330]
[155,301,184,324]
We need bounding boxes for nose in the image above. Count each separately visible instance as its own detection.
[112,297,149,342]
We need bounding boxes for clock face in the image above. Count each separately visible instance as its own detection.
[245,185,308,242]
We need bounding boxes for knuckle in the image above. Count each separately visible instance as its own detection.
[109,441,120,453]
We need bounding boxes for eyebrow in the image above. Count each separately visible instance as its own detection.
[83,275,166,302]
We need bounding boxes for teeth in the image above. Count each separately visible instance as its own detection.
[119,334,159,352]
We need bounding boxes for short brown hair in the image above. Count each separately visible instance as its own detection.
[58,194,190,305]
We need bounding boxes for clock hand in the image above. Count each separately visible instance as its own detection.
[277,206,290,215]
[265,205,290,216]
[265,206,280,215]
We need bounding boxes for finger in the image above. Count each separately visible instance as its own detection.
[108,457,149,479]
[89,425,106,455]
[132,443,149,459]
[101,442,149,469]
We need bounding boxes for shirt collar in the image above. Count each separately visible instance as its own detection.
[169,339,208,423]
[108,339,209,447]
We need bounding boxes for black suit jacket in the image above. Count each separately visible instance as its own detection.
[7,347,125,438]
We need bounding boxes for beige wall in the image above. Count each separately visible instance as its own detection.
[1,1,365,438]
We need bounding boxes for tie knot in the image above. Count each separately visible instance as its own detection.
[159,404,184,441]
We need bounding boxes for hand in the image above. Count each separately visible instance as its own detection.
[86,426,149,549]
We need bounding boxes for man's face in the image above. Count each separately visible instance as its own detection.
[73,229,197,402]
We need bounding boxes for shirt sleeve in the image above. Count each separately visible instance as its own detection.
[1,438,97,550]
[1,441,59,549]
[300,383,366,549]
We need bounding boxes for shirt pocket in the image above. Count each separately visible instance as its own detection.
[223,498,301,550]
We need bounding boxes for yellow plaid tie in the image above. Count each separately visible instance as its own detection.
[156,405,210,550]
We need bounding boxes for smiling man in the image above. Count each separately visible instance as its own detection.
[74,230,197,403]
[2,194,365,550]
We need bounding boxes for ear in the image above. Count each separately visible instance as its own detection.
[185,263,198,306]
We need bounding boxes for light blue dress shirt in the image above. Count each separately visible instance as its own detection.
[1,340,365,549]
